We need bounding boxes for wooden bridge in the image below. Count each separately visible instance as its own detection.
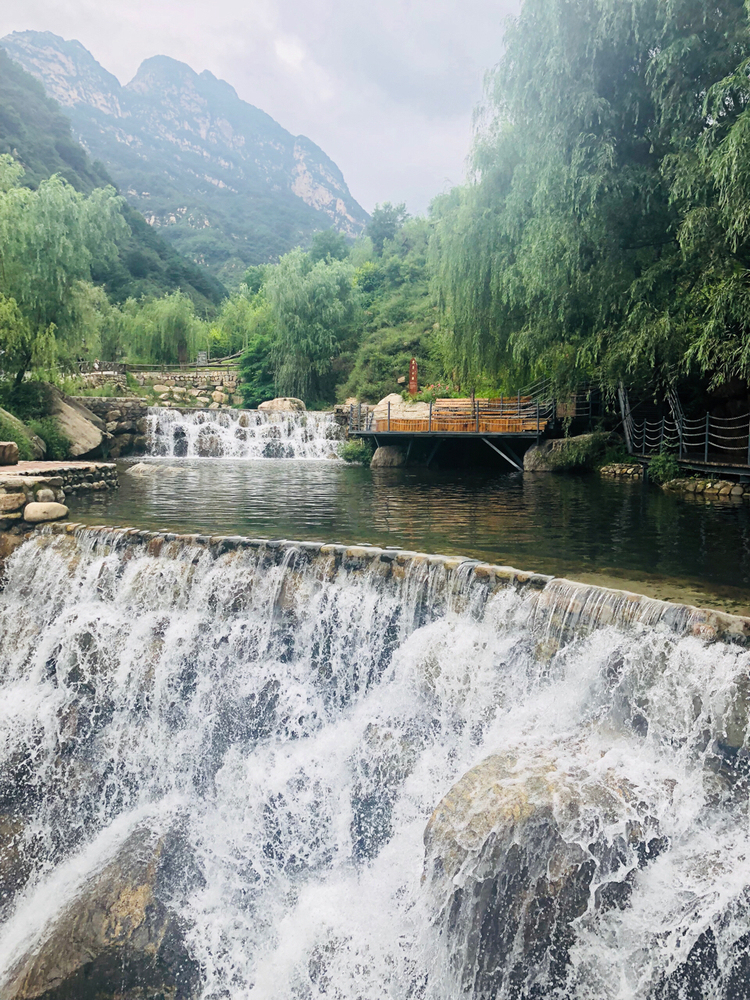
[349,395,554,470]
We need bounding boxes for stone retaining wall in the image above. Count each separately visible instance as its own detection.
[0,467,118,565]
[9,462,118,496]
[662,477,750,499]
[600,463,642,479]
[70,398,149,458]
[133,371,239,408]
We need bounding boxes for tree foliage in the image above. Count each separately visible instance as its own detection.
[366,202,409,255]
[432,0,750,393]
[0,155,124,379]
[265,248,361,400]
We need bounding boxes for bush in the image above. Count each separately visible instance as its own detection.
[338,438,374,464]
[0,380,51,421]
[28,417,71,460]
[648,451,680,485]
[599,440,635,467]
[0,412,33,460]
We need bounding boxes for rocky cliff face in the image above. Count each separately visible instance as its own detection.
[1,32,368,283]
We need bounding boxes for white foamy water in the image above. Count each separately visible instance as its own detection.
[147,407,344,459]
[0,529,749,998]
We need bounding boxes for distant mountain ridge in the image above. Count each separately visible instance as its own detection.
[1,31,368,286]
[0,46,226,310]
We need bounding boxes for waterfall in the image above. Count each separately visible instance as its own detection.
[147,407,344,459]
[1,527,750,999]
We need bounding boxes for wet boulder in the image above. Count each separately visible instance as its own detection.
[2,826,201,1000]
[23,502,69,524]
[652,925,750,1000]
[423,750,666,998]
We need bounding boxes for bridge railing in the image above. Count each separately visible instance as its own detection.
[350,397,554,435]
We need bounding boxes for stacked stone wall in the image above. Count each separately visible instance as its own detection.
[70,399,149,458]
[133,371,240,409]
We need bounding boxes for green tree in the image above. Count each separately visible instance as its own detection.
[238,306,276,407]
[0,156,125,380]
[128,291,204,364]
[308,229,350,264]
[266,248,361,400]
[366,202,409,255]
[432,0,750,394]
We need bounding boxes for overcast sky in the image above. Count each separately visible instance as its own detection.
[0,0,519,215]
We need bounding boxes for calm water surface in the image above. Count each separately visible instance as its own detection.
[66,458,750,615]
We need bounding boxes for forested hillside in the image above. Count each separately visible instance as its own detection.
[0,48,225,312]
[2,31,368,287]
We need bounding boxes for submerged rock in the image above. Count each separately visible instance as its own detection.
[2,826,201,1000]
[423,750,665,998]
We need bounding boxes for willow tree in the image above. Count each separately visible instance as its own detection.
[0,155,124,381]
[433,0,750,393]
[265,248,361,401]
[127,291,205,365]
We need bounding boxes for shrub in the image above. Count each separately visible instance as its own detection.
[599,440,635,467]
[338,438,373,464]
[0,380,50,421]
[28,417,71,460]
[649,451,680,485]
[0,412,33,460]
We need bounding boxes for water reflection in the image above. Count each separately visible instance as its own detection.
[68,459,750,614]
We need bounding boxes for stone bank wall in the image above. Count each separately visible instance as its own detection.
[71,398,149,458]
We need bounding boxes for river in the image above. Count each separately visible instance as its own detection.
[68,457,750,615]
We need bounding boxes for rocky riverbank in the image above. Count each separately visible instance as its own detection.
[0,465,118,563]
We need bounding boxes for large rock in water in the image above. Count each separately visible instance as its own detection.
[2,826,201,1000]
[47,385,105,458]
[423,750,667,998]
[524,432,612,472]
[370,445,407,468]
[258,397,306,412]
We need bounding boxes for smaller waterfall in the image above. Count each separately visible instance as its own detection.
[147,407,343,459]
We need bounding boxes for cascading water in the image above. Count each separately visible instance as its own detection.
[147,407,344,459]
[0,527,749,999]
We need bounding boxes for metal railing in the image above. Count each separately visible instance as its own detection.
[628,410,750,465]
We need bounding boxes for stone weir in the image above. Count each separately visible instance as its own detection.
[28,522,750,649]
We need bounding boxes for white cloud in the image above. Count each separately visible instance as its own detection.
[0,0,519,214]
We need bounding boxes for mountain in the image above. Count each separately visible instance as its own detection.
[0,46,226,311]
[1,31,369,287]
